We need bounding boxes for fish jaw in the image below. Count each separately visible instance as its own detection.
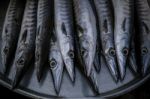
[141,48,150,76]
[129,53,138,73]
[116,44,129,81]
[49,47,64,94]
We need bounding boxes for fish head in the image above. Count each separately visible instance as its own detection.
[104,47,118,81]
[116,37,130,80]
[80,36,95,76]
[140,44,150,75]
[49,48,63,70]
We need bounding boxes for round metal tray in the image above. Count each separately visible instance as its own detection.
[0,0,150,99]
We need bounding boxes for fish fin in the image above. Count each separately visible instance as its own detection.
[61,23,67,35]
[103,19,108,33]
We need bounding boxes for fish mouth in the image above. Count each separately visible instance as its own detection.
[141,54,150,76]
[105,57,118,82]
[129,54,138,73]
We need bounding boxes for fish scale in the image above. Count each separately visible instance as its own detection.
[12,0,37,89]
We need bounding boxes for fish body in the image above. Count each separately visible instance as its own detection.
[49,32,64,94]
[54,0,75,81]
[114,0,134,80]
[35,0,53,82]
[73,0,97,76]
[136,0,150,75]
[12,0,37,89]
[93,0,118,81]
[1,0,24,74]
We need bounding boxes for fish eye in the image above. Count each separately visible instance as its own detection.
[50,59,57,69]
[81,48,87,56]
[141,47,148,55]
[5,28,8,34]
[36,52,40,61]
[109,48,115,56]
[68,50,74,59]
[17,58,25,65]
[122,47,129,56]
[3,47,9,54]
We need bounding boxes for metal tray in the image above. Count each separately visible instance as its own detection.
[0,0,150,99]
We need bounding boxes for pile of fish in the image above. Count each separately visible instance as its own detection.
[1,0,150,94]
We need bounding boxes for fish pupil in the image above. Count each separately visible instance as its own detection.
[142,47,148,55]
[3,47,9,54]
[50,59,57,69]
[109,48,115,56]
[17,58,25,65]
[122,48,129,56]
[68,50,74,59]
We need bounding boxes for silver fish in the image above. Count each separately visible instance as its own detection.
[136,0,150,75]
[93,0,118,82]
[49,31,64,94]
[12,0,37,89]
[1,0,24,74]
[35,0,53,82]
[114,0,134,80]
[54,0,75,82]
[73,0,97,76]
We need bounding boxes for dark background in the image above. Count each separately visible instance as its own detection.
[0,80,150,99]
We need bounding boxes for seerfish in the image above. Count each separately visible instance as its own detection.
[49,30,64,94]
[12,0,37,89]
[54,0,75,82]
[35,0,53,82]
[136,0,150,75]
[1,0,25,74]
[73,0,97,76]
[93,0,118,82]
[114,0,134,80]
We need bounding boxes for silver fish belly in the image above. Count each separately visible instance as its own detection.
[49,31,64,94]
[1,0,24,74]
[73,0,97,76]
[114,0,134,80]
[35,0,53,82]
[94,0,118,82]
[54,0,75,82]
[136,0,150,75]
[12,0,37,89]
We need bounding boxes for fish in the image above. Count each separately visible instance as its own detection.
[12,0,37,89]
[73,0,97,76]
[54,0,75,82]
[35,0,53,82]
[93,0,118,82]
[1,0,25,74]
[113,0,134,80]
[136,0,150,75]
[49,30,64,94]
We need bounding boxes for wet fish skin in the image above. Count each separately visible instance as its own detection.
[35,0,53,82]
[49,31,64,94]
[93,0,118,82]
[73,0,97,76]
[1,0,24,74]
[114,0,134,80]
[136,0,150,76]
[12,0,37,89]
[54,0,75,82]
